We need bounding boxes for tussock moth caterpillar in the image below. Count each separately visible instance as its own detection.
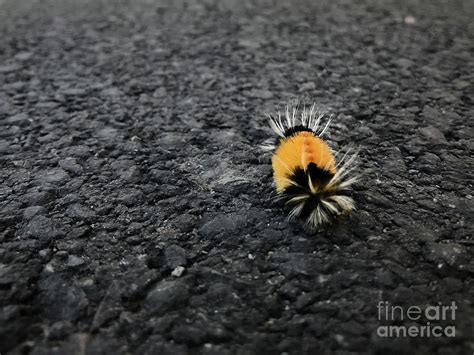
[263,104,360,229]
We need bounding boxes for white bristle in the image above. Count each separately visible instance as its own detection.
[266,104,333,138]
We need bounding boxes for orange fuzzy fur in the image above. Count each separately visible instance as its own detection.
[272,131,336,192]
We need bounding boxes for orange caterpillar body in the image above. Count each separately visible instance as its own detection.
[265,105,359,229]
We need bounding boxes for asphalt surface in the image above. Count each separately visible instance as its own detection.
[0,0,473,354]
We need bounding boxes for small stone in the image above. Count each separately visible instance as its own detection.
[0,64,20,73]
[164,245,187,269]
[67,203,95,221]
[65,145,90,158]
[417,152,440,165]
[243,89,273,99]
[416,199,438,211]
[21,215,57,242]
[97,127,119,140]
[15,51,33,61]
[144,280,189,315]
[199,213,247,238]
[238,39,262,48]
[172,213,197,233]
[117,188,143,206]
[171,266,185,277]
[111,159,135,173]
[272,253,320,277]
[67,255,85,267]
[36,101,59,109]
[6,113,29,127]
[417,152,441,173]
[59,158,83,174]
[404,15,416,24]
[38,168,70,185]
[300,82,316,91]
[421,105,441,121]
[127,222,143,235]
[40,275,89,321]
[418,126,447,144]
[454,80,470,90]
[101,87,122,96]
[393,58,414,68]
[23,206,47,221]
[38,249,49,258]
[63,88,86,96]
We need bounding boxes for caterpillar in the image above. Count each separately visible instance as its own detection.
[264,104,360,229]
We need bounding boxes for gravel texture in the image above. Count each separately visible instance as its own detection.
[1,0,473,354]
